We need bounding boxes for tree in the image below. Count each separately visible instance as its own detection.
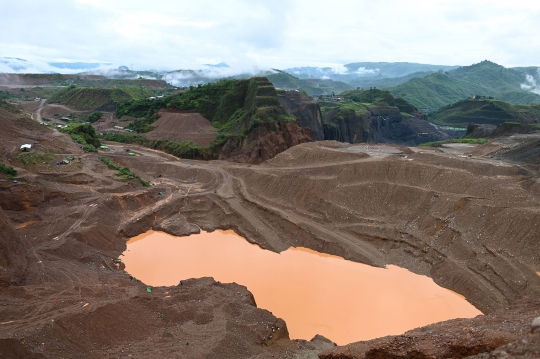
[87,111,102,123]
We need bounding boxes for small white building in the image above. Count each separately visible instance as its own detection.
[20,144,32,151]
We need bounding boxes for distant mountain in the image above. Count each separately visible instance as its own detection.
[391,61,540,110]
[448,61,525,92]
[344,62,459,78]
[348,71,437,90]
[285,62,459,83]
[283,66,370,83]
[3,57,540,105]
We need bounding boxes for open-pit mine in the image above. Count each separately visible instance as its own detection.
[1,82,540,358]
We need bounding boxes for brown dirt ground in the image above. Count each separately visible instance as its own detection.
[16,101,41,114]
[40,104,76,119]
[1,103,540,358]
[144,112,218,146]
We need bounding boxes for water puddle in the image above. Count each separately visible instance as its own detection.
[123,230,482,345]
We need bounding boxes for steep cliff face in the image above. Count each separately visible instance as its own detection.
[322,107,369,143]
[218,120,312,164]
[323,110,451,146]
[278,91,324,140]
[275,90,441,146]
[214,79,313,164]
[320,90,452,145]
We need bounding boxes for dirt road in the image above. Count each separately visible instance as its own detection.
[33,98,46,123]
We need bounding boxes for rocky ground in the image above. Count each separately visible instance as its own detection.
[1,103,540,358]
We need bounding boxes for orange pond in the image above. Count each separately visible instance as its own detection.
[123,230,482,345]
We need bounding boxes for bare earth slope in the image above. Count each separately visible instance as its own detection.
[1,102,540,358]
[145,111,218,146]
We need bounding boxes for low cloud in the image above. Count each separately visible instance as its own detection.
[521,69,540,95]
[162,65,269,87]
[356,67,379,75]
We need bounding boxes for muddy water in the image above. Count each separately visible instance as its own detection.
[123,230,482,345]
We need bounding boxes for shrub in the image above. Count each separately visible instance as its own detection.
[87,111,102,123]
[61,123,101,148]
[0,163,17,177]
[17,151,55,165]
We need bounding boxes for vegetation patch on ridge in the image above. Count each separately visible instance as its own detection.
[99,157,151,187]
[60,123,101,152]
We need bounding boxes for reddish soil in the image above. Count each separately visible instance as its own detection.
[1,102,540,358]
[145,112,218,146]
[16,101,41,114]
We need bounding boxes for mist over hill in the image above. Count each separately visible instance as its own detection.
[2,57,540,111]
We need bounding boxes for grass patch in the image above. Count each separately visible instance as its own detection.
[419,138,489,147]
[17,151,55,165]
[99,157,150,187]
[0,162,17,177]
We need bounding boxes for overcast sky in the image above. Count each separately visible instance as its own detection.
[2,0,539,72]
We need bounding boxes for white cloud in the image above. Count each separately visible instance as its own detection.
[0,0,539,72]
[521,70,540,95]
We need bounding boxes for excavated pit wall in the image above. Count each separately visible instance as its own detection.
[2,138,540,358]
[109,142,540,314]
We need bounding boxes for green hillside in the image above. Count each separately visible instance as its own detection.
[107,77,297,160]
[512,66,540,77]
[449,61,525,93]
[348,71,436,90]
[49,86,153,111]
[391,62,540,110]
[267,70,351,96]
[429,98,540,127]
[497,91,540,104]
[391,72,487,110]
